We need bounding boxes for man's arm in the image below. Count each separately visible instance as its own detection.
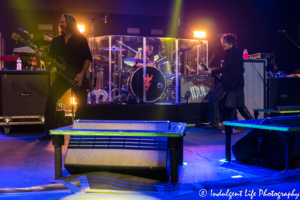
[212,50,234,76]
[74,59,91,86]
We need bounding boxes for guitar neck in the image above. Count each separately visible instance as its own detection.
[22,38,66,71]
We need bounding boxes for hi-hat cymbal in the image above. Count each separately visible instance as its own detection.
[123,58,152,63]
[171,47,193,54]
[102,47,126,51]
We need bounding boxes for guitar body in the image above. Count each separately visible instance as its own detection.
[55,55,82,88]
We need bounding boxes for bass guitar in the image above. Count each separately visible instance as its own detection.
[11,31,82,88]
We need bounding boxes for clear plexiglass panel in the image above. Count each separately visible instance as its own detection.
[90,35,208,104]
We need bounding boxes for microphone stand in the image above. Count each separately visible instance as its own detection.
[283,32,300,74]
[178,20,193,35]
[88,14,108,91]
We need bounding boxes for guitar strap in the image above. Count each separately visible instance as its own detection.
[54,36,62,58]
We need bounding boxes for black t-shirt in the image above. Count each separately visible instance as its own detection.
[48,34,92,70]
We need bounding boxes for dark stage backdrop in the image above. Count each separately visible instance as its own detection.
[1,0,300,72]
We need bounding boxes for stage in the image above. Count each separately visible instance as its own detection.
[0,125,299,199]
[85,103,210,124]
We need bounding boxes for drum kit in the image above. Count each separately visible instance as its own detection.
[91,45,193,104]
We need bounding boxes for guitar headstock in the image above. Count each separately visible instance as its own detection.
[11,31,25,44]
[17,27,33,38]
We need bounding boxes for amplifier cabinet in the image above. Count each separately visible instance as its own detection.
[267,77,300,109]
[239,59,267,119]
[0,70,50,116]
[178,75,215,104]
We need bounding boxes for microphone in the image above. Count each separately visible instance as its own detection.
[104,13,109,24]
[277,30,288,33]
[178,18,180,26]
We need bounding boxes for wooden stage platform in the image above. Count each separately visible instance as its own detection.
[84,103,209,124]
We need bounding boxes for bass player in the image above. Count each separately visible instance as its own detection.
[39,14,92,140]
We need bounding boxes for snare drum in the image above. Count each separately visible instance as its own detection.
[128,66,166,102]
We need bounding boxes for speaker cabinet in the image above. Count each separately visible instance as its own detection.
[239,59,267,119]
[64,136,170,181]
[232,129,300,169]
[267,78,300,109]
[0,70,50,116]
[178,75,215,104]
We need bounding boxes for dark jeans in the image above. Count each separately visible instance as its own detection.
[44,74,87,132]
[209,86,253,125]
[209,86,228,126]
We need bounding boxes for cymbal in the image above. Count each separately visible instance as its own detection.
[123,58,152,63]
[93,54,114,63]
[171,47,193,54]
[102,47,126,51]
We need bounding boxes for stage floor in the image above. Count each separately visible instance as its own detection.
[0,125,299,199]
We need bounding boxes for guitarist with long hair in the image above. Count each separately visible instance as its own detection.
[39,14,92,140]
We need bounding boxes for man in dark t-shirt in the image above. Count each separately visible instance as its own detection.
[39,14,92,140]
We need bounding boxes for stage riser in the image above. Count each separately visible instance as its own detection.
[85,103,209,124]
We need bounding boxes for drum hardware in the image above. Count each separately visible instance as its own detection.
[88,90,109,104]
[170,47,193,54]
[185,65,195,73]
[116,40,138,53]
[94,66,104,90]
[100,45,126,102]
[102,46,126,52]
[93,54,114,63]
[123,58,153,63]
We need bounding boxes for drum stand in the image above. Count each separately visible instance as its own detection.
[111,51,126,103]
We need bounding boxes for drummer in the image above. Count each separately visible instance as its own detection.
[134,45,156,68]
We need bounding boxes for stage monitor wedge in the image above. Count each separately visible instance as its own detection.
[232,129,300,170]
[64,136,170,181]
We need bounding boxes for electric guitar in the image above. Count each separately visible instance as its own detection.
[11,31,82,88]
[199,62,220,83]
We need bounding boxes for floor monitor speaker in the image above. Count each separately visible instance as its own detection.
[64,136,170,181]
[232,129,300,169]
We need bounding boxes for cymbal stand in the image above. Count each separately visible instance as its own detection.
[111,49,123,102]
[112,49,118,100]
[116,40,137,53]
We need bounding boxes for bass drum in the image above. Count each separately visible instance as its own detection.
[128,66,166,102]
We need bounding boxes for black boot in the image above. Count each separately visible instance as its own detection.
[39,131,52,140]
[202,122,219,130]
[238,106,254,120]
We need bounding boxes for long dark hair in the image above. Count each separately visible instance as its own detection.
[59,14,80,35]
[221,33,237,47]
